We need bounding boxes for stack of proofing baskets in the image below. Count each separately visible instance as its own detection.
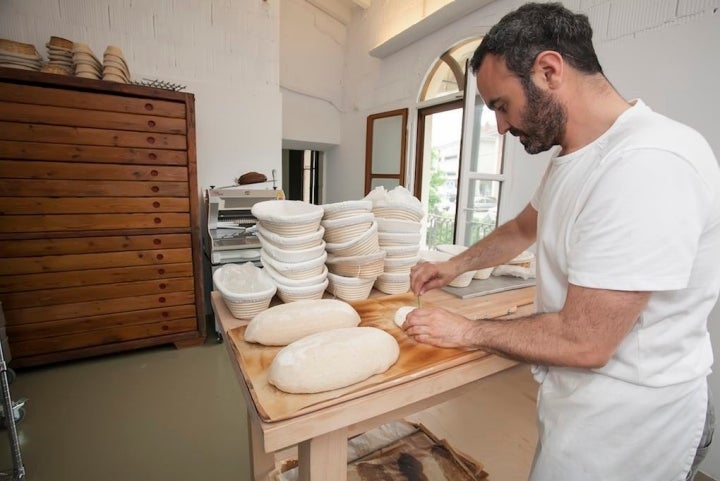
[322,201,385,301]
[366,187,424,294]
[252,200,328,303]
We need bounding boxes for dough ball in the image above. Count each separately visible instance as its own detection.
[394,306,416,328]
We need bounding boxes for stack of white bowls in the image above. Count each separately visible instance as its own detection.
[252,200,327,303]
[321,200,383,301]
[365,187,425,295]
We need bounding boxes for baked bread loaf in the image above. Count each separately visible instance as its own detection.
[244,299,360,346]
[268,326,400,393]
[238,171,267,185]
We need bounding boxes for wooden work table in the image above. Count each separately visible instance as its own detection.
[212,286,535,481]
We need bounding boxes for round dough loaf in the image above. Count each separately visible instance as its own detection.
[394,306,416,328]
[268,327,400,393]
[244,299,360,346]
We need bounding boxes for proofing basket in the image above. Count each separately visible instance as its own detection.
[383,255,419,274]
[378,230,422,246]
[376,217,422,233]
[325,251,386,279]
[258,235,326,263]
[252,200,324,237]
[213,263,276,320]
[256,223,325,251]
[321,213,375,244]
[276,278,329,303]
[260,250,328,280]
[374,272,410,295]
[383,244,421,259]
[371,201,424,222]
[321,200,373,220]
[326,272,376,302]
[325,221,379,257]
[262,259,328,288]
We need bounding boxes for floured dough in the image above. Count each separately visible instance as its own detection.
[394,306,416,328]
[268,327,400,393]
[244,299,360,346]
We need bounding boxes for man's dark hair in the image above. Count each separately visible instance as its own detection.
[470,2,603,84]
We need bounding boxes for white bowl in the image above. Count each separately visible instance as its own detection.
[255,223,325,251]
[326,272,376,302]
[252,200,324,237]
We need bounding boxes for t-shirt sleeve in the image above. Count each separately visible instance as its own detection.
[567,149,711,291]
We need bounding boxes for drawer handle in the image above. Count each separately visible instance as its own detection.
[148,152,157,160]
[158,297,166,303]
[150,170,158,177]
[153,238,162,245]
[161,311,169,318]
[153,201,160,208]
[158,268,166,274]
[159,283,167,289]
[154,217,162,224]
[156,253,164,260]
[145,103,154,111]
[147,136,156,144]
[151,185,159,193]
[161,325,169,331]
[148,120,156,128]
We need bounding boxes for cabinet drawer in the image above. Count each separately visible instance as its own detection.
[1,276,195,309]
[0,101,187,134]
[4,291,196,325]
[0,233,191,257]
[7,304,197,340]
[0,83,186,118]
[0,140,187,166]
[0,263,194,293]
[0,121,187,150]
[0,179,189,197]
[0,160,188,182]
[0,212,190,233]
[0,197,189,215]
[0,248,193,275]
[8,316,198,358]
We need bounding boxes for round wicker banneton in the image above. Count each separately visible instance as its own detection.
[253,200,324,237]
[256,223,325,251]
[321,200,373,220]
[325,251,386,279]
[326,272,375,302]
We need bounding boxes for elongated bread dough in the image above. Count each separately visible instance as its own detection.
[244,299,360,346]
[268,327,400,393]
[394,306,416,328]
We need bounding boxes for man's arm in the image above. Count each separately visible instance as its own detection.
[410,203,538,295]
[404,283,650,368]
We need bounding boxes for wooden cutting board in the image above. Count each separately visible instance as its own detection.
[227,292,493,422]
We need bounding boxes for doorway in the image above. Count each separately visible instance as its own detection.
[283,149,322,204]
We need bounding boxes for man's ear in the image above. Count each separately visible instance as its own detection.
[534,50,564,89]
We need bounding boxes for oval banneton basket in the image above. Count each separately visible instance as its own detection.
[275,278,329,303]
[252,200,324,237]
[321,213,375,244]
[383,254,420,274]
[213,263,276,319]
[255,223,325,251]
[374,272,410,295]
[261,258,328,288]
[326,272,376,302]
[324,221,379,258]
[325,251,386,279]
[371,200,424,223]
[321,200,373,220]
[260,250,327,280]
[257,234,326,264]
[375,217,422,233]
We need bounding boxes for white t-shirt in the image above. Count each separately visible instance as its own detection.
[529,100,720,481]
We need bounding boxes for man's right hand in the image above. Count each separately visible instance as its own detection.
[410,260,460,295]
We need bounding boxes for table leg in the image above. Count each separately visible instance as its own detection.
[249,412,275,481]
[297,427,348,481]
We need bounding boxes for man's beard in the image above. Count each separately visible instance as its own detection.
[512,80,566,155]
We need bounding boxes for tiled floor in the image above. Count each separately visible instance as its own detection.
[0,331,712,481]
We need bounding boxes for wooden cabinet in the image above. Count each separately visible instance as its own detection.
[0,67,206,367]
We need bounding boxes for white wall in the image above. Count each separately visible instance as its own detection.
[0,0,282,193]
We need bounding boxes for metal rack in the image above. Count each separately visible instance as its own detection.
[0,304,25,481]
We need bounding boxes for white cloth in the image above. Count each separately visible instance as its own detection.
[529,99,720,481]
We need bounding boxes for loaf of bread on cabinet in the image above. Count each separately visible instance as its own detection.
[244,299,361,346]
[268,326,400,393]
